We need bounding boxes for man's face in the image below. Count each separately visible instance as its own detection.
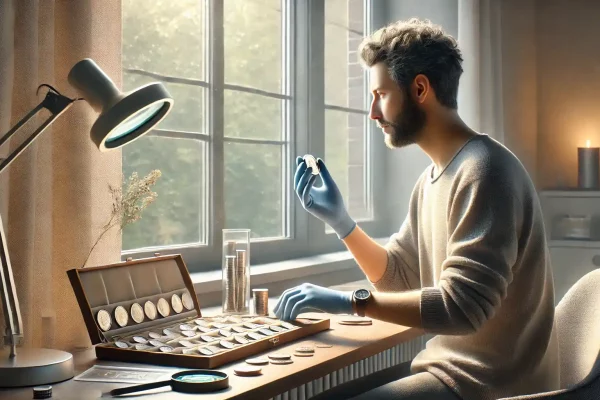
[368,63,426,148]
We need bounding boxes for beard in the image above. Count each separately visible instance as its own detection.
[380,90,426,149]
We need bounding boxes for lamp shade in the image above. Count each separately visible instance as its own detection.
[67,59,173,151]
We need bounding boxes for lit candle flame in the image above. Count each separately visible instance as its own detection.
[587,140,591,148]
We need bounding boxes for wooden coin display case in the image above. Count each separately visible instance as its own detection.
[67,254,330,369]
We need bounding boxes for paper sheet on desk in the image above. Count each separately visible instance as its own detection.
[74,365,173,384]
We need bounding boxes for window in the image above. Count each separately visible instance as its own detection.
[122,0,385,271]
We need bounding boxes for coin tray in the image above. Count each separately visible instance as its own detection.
[68,254,329,369]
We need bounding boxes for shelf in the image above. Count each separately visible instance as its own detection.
[549,240,600,248]
[539,189,600,198]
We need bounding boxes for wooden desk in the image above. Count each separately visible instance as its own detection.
[0,314,423,400]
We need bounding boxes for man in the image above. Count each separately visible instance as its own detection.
[274,18,559,400]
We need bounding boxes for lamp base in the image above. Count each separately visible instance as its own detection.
[0,347,74,387]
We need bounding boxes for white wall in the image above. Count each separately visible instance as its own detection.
[373,0,459,231]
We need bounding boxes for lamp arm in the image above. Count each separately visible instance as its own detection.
[0,88,76,357]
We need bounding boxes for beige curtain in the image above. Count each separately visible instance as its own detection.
[0,0,122,351]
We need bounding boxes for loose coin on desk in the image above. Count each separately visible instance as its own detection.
[96,309,112,332]
[157,298,171,317]
[130,302,145,324]
[294,352,314,357]
[182,291,195,310]
[268,353,291,360]
[234,366,262,377]
[270,359,293,365]
[144,301,157,320]
[295,346,315,353]
[245,357,269,365]
[114,305,129,327]
[338,317,372,325]
[315,344,333,348]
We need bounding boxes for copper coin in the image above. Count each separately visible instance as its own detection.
[218,329,232,337]
[114,306,129,327]
[171,294,184,314]
[270,359,293,365]
[132,336,148,344]
[96,310,112,332]
[182,291,195,310]
[234,335,249,345]
[130,303,145,324]
[144,301,157,321]
[245,357,269,365]
[198,347,213,356]
[219,340,236,349]
[234,366,262,377]
[157,298,171,318]
[114,341,129,349]
[247,332,265,340]
[268,353,291,360]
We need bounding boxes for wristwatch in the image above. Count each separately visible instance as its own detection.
[352,289,371,317]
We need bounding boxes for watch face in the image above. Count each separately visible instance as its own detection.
[355,289,370,300]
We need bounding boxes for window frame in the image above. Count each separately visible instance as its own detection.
[121,0,389,271]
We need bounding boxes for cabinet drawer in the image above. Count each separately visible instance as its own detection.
[549,247,599,305]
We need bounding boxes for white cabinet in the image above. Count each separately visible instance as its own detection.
[539,190,600,305]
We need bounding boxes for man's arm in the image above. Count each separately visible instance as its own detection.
[363,290,423,328]
[342,226,388,283]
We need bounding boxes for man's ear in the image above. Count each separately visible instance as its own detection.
[413,74,431,104]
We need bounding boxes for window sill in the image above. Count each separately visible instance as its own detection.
[190,237,389,297]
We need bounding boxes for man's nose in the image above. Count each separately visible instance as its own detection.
[369,99,382,121]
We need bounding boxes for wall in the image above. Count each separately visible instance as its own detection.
[536,0,600,189]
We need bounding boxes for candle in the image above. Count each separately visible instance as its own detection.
[578,139,600,189]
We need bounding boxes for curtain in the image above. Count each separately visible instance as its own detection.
[457,0,539,185]
[0,0,122,351]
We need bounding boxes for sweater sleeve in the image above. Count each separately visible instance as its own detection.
[370,181,421,293]
[420,176,521,335]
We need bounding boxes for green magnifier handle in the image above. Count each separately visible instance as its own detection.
[110,380,171,396]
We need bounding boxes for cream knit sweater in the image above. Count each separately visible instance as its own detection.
[373,134,560,400]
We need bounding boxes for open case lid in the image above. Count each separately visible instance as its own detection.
[67,254,201,345]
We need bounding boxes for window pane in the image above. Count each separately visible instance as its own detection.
[225,143,283,238]
[123,73,206,133]
[325,110,371,222]
[224,91,282,140]
[122,0,206,80]
[122,136,206,250]
[325,0,366,109]
[224,0,282,93]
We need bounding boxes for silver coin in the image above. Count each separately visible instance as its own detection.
[149,340,164,347]
[194,319,209,327]
[219,340,236,349]
[163,329,177,337]
[148,332,161,339]
[130,303,145,324]
[244,322,259,329]
[114,306,129,327]
[281,322,295,330]
[96,309,112,332]
[180,330,196,338]
[171,294,184,314]
[132,336,148,344]
[294,352,314,357]
[315,344,333,348]
[200,335,217,342]
[245,357,270,365]
[157,298,171,318]
[232,326,246,333]
[258,328,275,336]
[303,154,320,175]
[159,346,174,353]
[234,335,249,345]
[197,326,213,333]
[178,340,196,348]
[295,346,315,353]
[270,325,285,333]
[135,344,151,351]
[179,324,194,331]
[198,347,213,356]
[247,332,265,340]
[144,301,157,321]
[268,353,291,360]
[270,358,293,365]
[211,323,227,329]
[218,329,232,337]
[206,345,223,354]
[114,341,129,349]
[182,292,195,310]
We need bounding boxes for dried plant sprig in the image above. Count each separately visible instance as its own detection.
[81,169,162,268]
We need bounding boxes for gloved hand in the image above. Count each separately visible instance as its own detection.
[294,157,356,239]
[273,283,354,321]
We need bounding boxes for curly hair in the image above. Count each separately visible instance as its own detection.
[359,18,463,109]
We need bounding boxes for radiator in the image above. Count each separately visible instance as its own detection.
[268,335,430,400]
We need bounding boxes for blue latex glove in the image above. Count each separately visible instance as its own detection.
[294,157,357,239]
[273,283,354,321]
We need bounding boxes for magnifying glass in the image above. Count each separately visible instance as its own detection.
[110,370,229,396]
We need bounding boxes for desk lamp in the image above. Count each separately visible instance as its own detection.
[0,58,173,387]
